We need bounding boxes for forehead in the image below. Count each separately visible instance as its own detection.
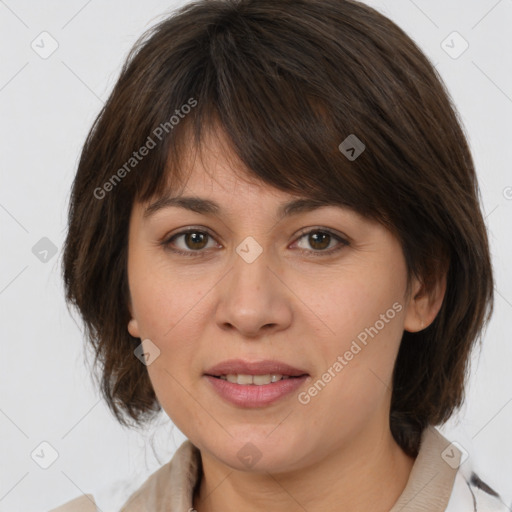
[176,152,290,205]
[178,126,287,196]
[134,122,379,230]
[142,127,328,217]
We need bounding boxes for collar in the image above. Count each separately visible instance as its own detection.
[389,426,461,512]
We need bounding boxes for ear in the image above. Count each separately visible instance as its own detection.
[403,270,447,333]
[128,318,141,338]
[126,294,140,338]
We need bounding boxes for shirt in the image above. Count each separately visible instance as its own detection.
[48,426,508,512]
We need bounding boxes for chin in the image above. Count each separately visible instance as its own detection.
[200,429,311,474]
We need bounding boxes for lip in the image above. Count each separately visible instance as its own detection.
[204,358,309,377]
[204,374,310,408]
[203,358,310,408]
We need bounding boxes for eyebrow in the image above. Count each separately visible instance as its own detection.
[143,195,341,220]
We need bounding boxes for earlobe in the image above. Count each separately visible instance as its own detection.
[128,318,140,338]
[403,272,447,333]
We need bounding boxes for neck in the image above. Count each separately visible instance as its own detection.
[193,423,415,512]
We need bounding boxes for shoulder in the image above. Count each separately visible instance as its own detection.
[447,468,510,512]
[47,494,97,512]
[439,433,509,512]
[49,440,201,512]
[118,439,201,511]
[392,426,509,512]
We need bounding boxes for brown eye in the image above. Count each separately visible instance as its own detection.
[182,231,209,250]
[306,232,331,250]
[163,229,217,256]
[162,227,349,258]
[294,228,349,256]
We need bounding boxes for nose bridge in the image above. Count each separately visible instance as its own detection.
[229,234,274,301]
[215,234,291,336]
[235,234,266,266]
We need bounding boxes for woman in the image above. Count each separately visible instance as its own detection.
[55,0,507,510]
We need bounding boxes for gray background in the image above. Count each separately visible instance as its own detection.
[0,0,511,510]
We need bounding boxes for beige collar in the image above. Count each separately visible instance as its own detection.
[389,426,461,512]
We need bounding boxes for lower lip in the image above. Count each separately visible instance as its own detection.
[204,375,309,408]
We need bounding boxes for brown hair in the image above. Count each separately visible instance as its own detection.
[61,0,494,456]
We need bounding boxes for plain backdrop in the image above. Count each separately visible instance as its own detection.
[0,0,511,510]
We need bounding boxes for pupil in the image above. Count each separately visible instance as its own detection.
[187,232,207,250]
[310,232,329,250]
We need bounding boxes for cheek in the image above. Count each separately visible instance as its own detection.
[128,257,209,414]
[302,263,406,407]
[129,251,206,338]
[137,277,209,433]
[304,262,406,351]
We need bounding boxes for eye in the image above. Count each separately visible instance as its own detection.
[161,227,349,257]
[293,228,349,256]
[162,228,218,256]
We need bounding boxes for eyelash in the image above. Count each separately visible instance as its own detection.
[160,227,349,258]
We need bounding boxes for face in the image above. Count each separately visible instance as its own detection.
[127,129,429,474]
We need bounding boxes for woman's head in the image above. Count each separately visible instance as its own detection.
[62,0,493,461]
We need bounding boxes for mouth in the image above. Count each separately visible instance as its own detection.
[204,358,309,379]
[203,358,310,407]
[208,373,307,385]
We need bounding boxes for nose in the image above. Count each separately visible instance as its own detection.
[214,243,293,339]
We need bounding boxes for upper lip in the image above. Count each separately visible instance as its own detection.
[205,358,309,377]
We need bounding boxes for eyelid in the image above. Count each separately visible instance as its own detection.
[160,226,220,254]
[290,226,350,256]
[293,225,350,243]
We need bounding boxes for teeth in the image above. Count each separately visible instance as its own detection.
[235,374,253,385]
[253,374,274,385]
[219,374,291,385]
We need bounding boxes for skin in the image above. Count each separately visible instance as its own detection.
[127,128,446,512]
